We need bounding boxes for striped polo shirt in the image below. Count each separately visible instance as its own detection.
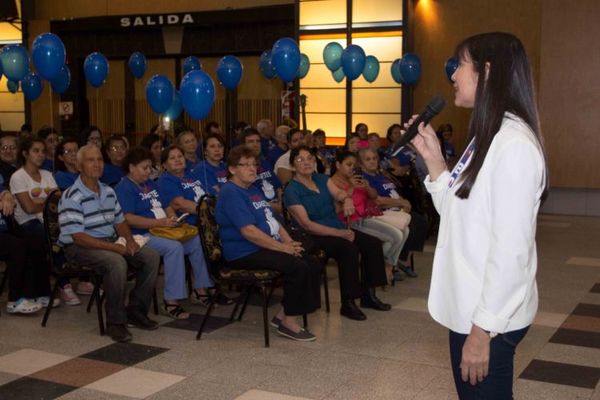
[58,176,124,246]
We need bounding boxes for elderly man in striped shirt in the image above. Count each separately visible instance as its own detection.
[58,145,159,342]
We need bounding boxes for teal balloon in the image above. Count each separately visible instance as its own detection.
[362,55,380,83]
[341,45,366,81]
[296,53,310,79]
[7,80,19,94]
[399,53,421,86]
[22,72,43,101]
[183,56,202,75]
[391,58,404,84]
[31,32,66,81]
[323,42,343,72]
[164,90,182,120]
[0,57,3,77]
[145,75,174,114]
[332,67,345,83]
[84,52,109,88]
[0,44,29,82]
[445,57,458,82]
[50,64,71,94]
[180,70,215,120]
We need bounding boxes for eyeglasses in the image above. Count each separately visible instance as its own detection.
[295,156,315,164]
[0,146,16,151]
[63,149,77,155]
[110,146,126,152]
[237,162,258,169]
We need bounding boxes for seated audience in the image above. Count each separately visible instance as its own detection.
[55,138,79,190]
[274,128,306,185]
[0,133,18,183]
[19,124,33,141]
[139,133,163,180]
[193,134,227,195]
[266,125,289,168]
[354,123,370,150]
[101,135,127,186]
[80,125,103,148]
[216,145,321,341]
[196,121,223,160]
[58,145,160,342]
[257,119,276,156]
[38,127,60,172]
[284,145,390,321]
[345,133,361,154]
[437,123,457,166]
[175,127,199,171]
[312,129,335,175]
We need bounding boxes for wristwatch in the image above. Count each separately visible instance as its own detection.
[486,330,498,338]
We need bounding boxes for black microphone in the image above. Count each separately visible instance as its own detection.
[391,96,446,156]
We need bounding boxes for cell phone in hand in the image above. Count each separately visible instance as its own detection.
[353,166,363,177]
[176,213,189,224]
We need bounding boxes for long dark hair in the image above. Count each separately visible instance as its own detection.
[454,32,548,201]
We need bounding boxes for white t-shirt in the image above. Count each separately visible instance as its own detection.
[10,168,57,225]
[274,150,292,174]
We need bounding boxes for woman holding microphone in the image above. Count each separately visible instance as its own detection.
[409,32,548,399]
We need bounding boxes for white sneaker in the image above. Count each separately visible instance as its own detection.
[35,296,61,308]
[6,298,43,314]
[60,284,81,306]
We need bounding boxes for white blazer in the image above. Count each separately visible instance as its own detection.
[425,112,546,335]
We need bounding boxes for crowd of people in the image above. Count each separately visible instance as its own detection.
[0,118,446,343]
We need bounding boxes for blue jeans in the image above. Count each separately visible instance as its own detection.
[145,234,213,301]
[449,326,529,400]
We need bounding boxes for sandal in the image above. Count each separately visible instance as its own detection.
[163,302,190,320]
[190,291,213,308]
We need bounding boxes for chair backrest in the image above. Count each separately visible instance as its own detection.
[196,194,226,279]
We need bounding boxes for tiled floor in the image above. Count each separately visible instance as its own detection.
[0,213,599,399]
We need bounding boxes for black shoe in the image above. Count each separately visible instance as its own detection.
[127,310,159,330]
[340,300,367,321]
[215,292,235,305]
[398,263,418,278]
[106,324,132,342]
[360,289,392,311]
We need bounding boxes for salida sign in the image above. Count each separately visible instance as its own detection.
[120,13,194,27]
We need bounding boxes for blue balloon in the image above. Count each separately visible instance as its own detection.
[22,72,43,101]
[323,42,343,71]
[259,50,277,79]
[183,56,202,75]
[399,53,421,86]
[50,64,71,94]
[0,44,29,81]
[271,37,300,83]
[332,67,345,83]
[391,58,404,84]
[180,70,215,120]
[7,80,19,94]
[164,90,183,120]
[128,52,147,79]
[216,55,243,90]
[341,45,366,81]
[362,55,380,83]
[445,57,458,82]
[31,32,66,81]
[145,75,174,114]
[297,53,310,79]
[84,52,109,88]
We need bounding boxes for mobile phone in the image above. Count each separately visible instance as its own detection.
[353,165,363,176]
[176,213,189,223]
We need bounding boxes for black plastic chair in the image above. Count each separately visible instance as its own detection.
[196,195,284,347]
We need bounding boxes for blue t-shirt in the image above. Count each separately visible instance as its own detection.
[185,159,196,174]
[253,159,282,202]
[382,146,413,167]
[283,173,344,229]
[100,163,124,187]
[261,137,277,158]
[194,143,205,162]
[266,147,285,170]
[216,182,281,261]
[115,178,166,235]
[41,159,54,172]
[363,172,402,199]
[193,160,227,195]
[157,170,206,225]
[0,174,7,232]
[55,171,78,191]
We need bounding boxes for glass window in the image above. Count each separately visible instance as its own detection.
[299,0,347,28]
[302,88,345,114]
[352,113,402,138]
[305,113,346,139]
[352,88,401,114]
[352,0,403,25]
[301,64,346,89]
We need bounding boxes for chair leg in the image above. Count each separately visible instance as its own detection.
[92,275,105,335]
[265,284,275,307]
[0,268,8,297]
[229,290,243,322]
[410,253,415,272]
[322,265,330,313]
[302,314,308,329]
[260,284,270,348]
[152,287,159,316]
[86,289,95,313]
[237,287,253,322]
[41,279,60,327]
[196,288,218,340]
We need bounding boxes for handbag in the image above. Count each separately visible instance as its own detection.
[149,223,199,242]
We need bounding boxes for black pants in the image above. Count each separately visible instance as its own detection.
[400,211,429,260]
[229,249,322,316]
[312,230,387,301]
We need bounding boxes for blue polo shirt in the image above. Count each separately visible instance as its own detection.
[216,182,281,261]
[100,163,124,187]
[115,178,166,235]
[193,160,227,195]
[284,173,344,229]
[363,172,402,198]
[58,176,124,245]
[55,171,78,191]
[41,158,54,172]
[254,159,281,201]
[157,170,206,225]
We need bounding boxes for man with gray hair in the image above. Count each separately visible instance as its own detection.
[256,119,276,156]
[58,145,159,342]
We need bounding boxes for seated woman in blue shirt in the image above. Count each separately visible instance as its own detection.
[54,138,79,191]
[100,135,127,186]
[174,127,199,173]
[359,148,429,278]
[284,145,390,321]
[193,133,227,195]
[216,145,321,342]
[116,147,216,317]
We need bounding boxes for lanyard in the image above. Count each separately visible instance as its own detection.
[448,139,475,189]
